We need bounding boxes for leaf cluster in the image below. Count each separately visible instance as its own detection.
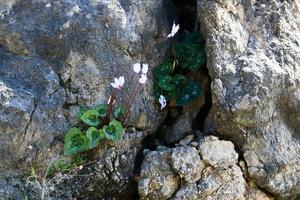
[64,104,125,156]
[153,32,205,106]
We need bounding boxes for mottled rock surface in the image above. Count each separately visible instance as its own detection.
[198,0,300,198]
[0,0,175,198]
[138,136,273,200]
[0,0,173,171]
[198,136,238,169]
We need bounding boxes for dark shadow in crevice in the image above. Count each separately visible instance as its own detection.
[192,66,212,132]
[172,0,198,32]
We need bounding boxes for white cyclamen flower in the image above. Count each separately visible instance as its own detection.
[159,95,167,110]
[167,22,180,38]
[133,63,141,74]
[141,64,149,74]
[111,76,125,89]
[139,74,147,84]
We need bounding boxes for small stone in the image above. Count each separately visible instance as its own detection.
[171,146,204,184]
[179,135,194,146]
[198,136,238,169]
[190,142,198,147]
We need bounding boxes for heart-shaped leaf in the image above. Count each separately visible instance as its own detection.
[153,61,174,79]
[103,120,124,141]
[86,127,105,149]
[77,107,89,119]
[175,80,201,106]
[80,110,100,127]
[64,128,89,156]
[172,74,188,87]
[93,104,108,117]
[158,75,174,91]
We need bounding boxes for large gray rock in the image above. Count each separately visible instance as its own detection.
[138,136,273,200]
[198,0,300,198]
[0,0,174,172]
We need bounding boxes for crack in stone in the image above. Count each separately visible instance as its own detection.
[20,99,37,147]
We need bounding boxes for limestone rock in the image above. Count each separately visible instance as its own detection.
[198,136,238,169]
[171,146,204,184]
[138,136,272,200]
[198,0,300,198]
[0,0,174,172]
[138,146,180,200]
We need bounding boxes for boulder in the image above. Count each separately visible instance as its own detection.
[198,0,300,198]
[138,136,273,200]
[198,136,238,169]
[138,146,180,200]
[0,0,174,172]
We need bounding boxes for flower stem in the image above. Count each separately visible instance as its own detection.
[120,73,136,112]
[122,84,141,124]
[105,88,118,124]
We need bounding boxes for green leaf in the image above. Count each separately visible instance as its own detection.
[80,110,100,127]
[172,74,188,87]
[93,104,108,117]
[175,80,201,106]
[172,42,206,71]
[158,75,174,91]
[114,106,126,119]
[188,49,206,71]
[153,62,174,79]
[86,127,105,149]
[77,107,89,118]
[64,128,89,156]
[103,120,124,141]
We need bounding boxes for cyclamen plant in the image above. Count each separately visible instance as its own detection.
[153,21,205,108]
[64,64,149,156]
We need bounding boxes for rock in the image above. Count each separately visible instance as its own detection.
[164,112,194,144]
[171,146,204,184]
[198,136,238,169]
[25,130,147,199]
[164,71,210,144]
[174,165,246,200]
[0,0,174,172]
[245,181,274,200]
[138,136,273,200]
[198,0,300,198]
[0,173,26,200]
[179,135,194,146]
[138,146,180,200]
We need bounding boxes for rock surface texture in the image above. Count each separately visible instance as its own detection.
[138,136,274,200]
[0,0,174,198]
[198,0,300,199]
[26,130,147,199]
[0,0,173,170]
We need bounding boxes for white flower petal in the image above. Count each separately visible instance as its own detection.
[142,64,149,74]
[111,82,118,88]
[167,22,180,38]
[139,74,147,84]
[118,76,125,86]
[159,95,167,110]
[133,63,141,73]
